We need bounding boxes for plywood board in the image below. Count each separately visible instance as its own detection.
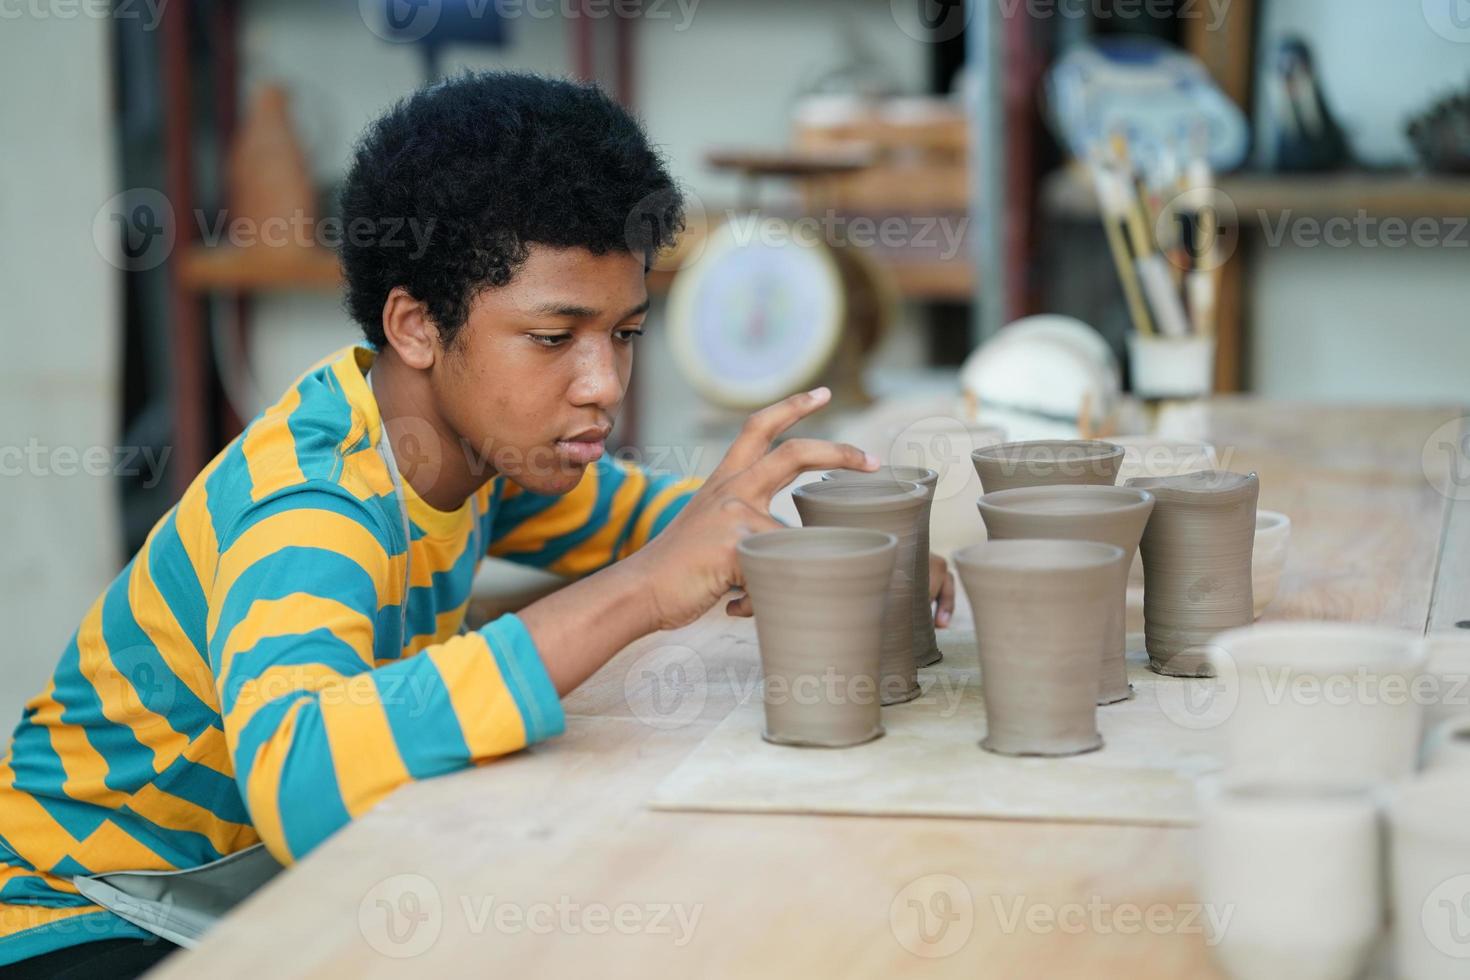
[651,631,1224,826]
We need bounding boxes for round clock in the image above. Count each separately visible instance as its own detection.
[667,218,890,410]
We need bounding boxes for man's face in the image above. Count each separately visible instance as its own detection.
[432,244,649,496]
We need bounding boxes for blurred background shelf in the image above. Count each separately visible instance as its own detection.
[192,233,975,302]
[179,244,342,293]
[1042,168,1470,220]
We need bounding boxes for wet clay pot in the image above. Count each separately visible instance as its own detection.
[970,439,1124,495]
[954,539,1124,756]
[824,465,942,668]
[884,416,1007,557]
[976,485,1155,704]
[1124,470,1259,677]
[1389,772,1470,980]
[1110,437,1219,588]
[793,480,929,704]
[737,528,897,747]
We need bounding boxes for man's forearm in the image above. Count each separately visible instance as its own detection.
[517,557,659,696]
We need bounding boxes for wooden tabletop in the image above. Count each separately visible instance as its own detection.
[157,401,1469,979]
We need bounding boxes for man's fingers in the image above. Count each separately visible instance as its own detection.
[936,570,956,627]
[707,387,833,483]
[726,594,754,617]
[738,438,878,500]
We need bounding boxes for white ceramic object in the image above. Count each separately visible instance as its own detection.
[960,315,1120,436]
[1197,774,1384,980]
[1127,333,1216,399]
[1422,632,1470,736]
[1422,715,1470,772]
[1388,771,1470,980]
[1211,623,1426,781]
[1251,510,1292,619]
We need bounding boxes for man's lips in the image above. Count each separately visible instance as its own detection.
[554,427,611,465]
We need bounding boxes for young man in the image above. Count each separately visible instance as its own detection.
[0,72,955,975]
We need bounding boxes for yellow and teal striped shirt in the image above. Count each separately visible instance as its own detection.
[0,345,699,963]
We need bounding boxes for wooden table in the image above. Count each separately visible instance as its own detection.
[157,401,1469,978]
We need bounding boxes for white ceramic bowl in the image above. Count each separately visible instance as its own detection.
[1252,510,1292,619]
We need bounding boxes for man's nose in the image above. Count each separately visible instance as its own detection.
[568,338,624,410]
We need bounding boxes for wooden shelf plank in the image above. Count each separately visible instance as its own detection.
[179,244,342,293]
[183,222,975,302]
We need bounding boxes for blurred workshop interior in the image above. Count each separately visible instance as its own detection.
[2,0,1469,726]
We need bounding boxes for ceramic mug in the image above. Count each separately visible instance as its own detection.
[1210,622,1426,781]
[1197,773,1384,980]
[1388,771,1470,980]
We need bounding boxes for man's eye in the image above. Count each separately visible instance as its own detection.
[530,333,572,348]
[615,329,645,343]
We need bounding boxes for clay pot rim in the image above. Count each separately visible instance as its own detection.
[1388,768,1470,840]
[737,527,898,564]
[971,438,1124,465]
[1197,771,1384,814]
[792,479,928,510]
[977,483,1154,518]
[1211,623,1427,674]
[1124,470,1257,501]
[1255,509,1291,533]
[953,538,1125,574]
[821,465,939,487]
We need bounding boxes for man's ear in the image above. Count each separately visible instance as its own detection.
[381,286,438,370]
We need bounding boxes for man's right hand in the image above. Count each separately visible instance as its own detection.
[626,386,877,632]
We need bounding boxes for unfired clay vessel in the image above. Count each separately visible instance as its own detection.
[954,539,1124,756]
[1110,436,1219,587]
[824,465,942,668]
[881,414,1006,557]
[971,439,1124,494]
[737,528,897,747]
[793,480,929,705]
[1125,470,1259,676]
[976,485,1155,704]
[1389,771,1470,980]
[1198,774,1383,980]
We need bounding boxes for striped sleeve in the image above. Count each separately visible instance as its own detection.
[207,484,564,865]
[488,457,702,577]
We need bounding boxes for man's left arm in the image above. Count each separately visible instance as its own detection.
[487,457,702,576]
